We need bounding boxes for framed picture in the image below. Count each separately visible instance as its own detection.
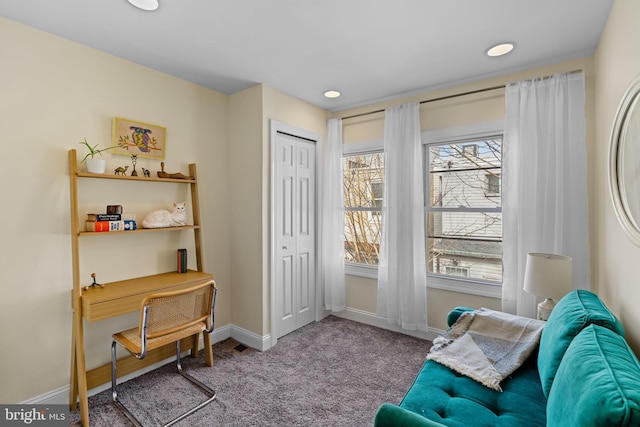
[112,118,166,160]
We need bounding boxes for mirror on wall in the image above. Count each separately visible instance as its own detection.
[609,74,640,246]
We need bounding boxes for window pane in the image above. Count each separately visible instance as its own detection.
[428,211,502,240]
[429,139,501,209]
[344,211,381,265]
[427,236,502,282]
[343,153,384,208]
[343,152,384,265]
[426,136,503,283]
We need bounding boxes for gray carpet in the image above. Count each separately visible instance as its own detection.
[70,316,431,426]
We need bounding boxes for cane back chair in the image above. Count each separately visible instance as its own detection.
[111,280,217,426]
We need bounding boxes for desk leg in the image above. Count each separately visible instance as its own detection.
[69,325,78,411]
[190,334,199,359]
[72,306,90,426]
[203,331,213,367]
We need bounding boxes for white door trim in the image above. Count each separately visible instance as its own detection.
[269,119,322,349]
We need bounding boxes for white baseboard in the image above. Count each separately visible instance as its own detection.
[229,324,272,351]
[22,315,431,405]
[332,307,443,341]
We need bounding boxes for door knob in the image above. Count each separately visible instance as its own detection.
[283,245,288,250]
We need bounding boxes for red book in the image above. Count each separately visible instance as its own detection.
[85,220,125,232]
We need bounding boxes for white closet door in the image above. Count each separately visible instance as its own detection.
[273,131,316,339]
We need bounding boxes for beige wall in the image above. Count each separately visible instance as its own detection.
[336,56,595,331]
[593,0,640,354]
[229,85,264,334]
[0,17,231,403]
[229,85,327,337]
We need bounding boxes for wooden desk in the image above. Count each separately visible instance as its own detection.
[81,270,213,321]
[70,270,214,426]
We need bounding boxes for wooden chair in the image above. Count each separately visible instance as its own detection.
[111,280,217,427]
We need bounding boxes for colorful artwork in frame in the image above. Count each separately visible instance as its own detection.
[112,118,166,160]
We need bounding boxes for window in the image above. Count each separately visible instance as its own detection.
[485,173,500,195]
[445,265,470,277]
[462,144,478,157]
[341,123,503,293]
[343,152,384,267]
[426,135,502,285]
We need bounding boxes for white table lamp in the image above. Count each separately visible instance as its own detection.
[523,253,572,320]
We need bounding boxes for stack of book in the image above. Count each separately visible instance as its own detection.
[85,206,137,232]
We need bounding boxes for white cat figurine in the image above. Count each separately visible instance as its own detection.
[142,202,187,228]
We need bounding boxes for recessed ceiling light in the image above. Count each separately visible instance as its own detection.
[127,0,159,11]
[485,42,515,57]
[323,90,341,99]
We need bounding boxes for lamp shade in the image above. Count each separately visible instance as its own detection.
[127,0,159,11]
[523,253,573,301]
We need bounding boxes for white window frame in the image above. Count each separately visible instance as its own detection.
[422,121,504,299]
[343,140,384,278]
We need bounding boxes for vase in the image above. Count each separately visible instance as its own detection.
[86,158,107,174]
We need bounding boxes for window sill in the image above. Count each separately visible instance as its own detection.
[345,263,379,279]
[427,274,502,299]
[345,264,501,299]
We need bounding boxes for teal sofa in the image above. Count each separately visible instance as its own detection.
[374,290,640,427]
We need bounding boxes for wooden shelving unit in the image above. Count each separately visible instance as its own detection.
[67,149,213,426]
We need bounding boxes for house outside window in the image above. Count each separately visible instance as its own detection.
[485,173,500,195]
[425,134,503,288]
[343,151,384,270]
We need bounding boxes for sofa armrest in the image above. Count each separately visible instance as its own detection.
[447,307,475,327]
[374,403,447,427]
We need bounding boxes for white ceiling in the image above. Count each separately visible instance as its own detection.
[0,0,613,111]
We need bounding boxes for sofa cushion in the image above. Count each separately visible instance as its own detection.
[393,355,546,427]
[547,325,640,426]
[375,404,447,427]
[537,289,624,397]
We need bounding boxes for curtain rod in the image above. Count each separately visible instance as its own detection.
[340,69,583,121]
[340,85,505,121]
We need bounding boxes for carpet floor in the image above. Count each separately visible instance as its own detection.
[70,315,431,426]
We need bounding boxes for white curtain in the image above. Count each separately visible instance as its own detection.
[502,72,589,318]
[377,102,427,331]
[322,118,346,312]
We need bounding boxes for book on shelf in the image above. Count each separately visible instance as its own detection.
[85,220,137,232]
[177,248,187,273]
[123,220,137,230]
[87,213,121,222]
[87,213,136,222]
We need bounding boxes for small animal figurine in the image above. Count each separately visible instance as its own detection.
[114,165,129,175]
[142,202,187,228]
[142,168,151,177]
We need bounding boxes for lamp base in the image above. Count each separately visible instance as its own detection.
[537,298,557,321]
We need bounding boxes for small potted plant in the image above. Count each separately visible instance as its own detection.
[79,137,114,174]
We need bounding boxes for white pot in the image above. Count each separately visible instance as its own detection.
[85,158,106,174]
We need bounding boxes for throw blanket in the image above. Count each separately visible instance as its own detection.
[427,308,545,391]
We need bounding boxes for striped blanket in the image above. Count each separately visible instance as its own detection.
[427,308,545,391]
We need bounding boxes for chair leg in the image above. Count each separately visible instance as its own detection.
[163,340,217,427]
[111,339,217,427]
[111,341,143,427]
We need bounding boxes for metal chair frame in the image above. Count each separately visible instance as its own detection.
[110,280,217,427]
